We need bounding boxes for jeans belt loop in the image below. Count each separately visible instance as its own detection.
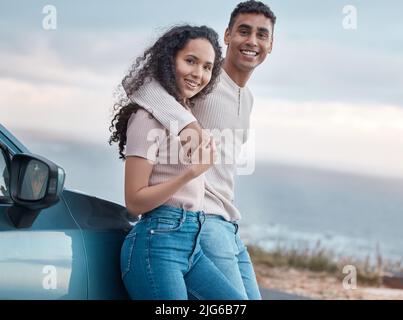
[233,221,239,234]
[200,210,206,225]
[181,206,187,223]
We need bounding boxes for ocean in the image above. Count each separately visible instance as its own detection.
[235,163,403,264]
[15,130,403,265]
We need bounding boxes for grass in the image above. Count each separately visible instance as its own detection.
[248,241,403,286]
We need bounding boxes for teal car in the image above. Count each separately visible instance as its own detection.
[0,123,132,299]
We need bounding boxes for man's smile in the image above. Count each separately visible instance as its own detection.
[240,49,259,57]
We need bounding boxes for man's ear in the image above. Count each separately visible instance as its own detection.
[224,28,230,45]
[268,37,273,54]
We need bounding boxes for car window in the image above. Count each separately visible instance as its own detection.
[0,149,10,199]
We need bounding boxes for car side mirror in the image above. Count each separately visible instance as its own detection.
[7,153,66,228]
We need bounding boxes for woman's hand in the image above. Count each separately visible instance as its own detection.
[187,136,217,178]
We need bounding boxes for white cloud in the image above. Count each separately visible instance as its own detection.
[251,99,403,178]
[0,30,150,143]
[0,31,149,86]
[0,77,115,144]
[250,38,403,106]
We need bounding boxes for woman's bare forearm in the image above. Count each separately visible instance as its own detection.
[126,169,195,216]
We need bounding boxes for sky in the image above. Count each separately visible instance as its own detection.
[1,0,403,178]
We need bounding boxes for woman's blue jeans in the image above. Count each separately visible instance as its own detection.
[120,205,246,300]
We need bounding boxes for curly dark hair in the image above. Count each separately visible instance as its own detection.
[109,24,223,159]
[228,0,277,30]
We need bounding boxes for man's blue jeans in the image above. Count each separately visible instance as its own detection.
[194,214,262,300]
[120,205,246,300]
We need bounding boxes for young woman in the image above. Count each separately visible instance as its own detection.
[109,25,246,300]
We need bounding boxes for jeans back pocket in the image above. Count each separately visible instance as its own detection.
[121,232,137,279]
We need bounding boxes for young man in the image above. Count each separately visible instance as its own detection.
[128,1,276,299]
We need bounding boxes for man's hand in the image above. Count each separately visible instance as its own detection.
[179,121,210,158]
[187,136,217,178]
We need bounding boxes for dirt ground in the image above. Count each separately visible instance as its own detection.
[254,264,403,300]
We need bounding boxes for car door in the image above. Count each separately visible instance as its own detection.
[0,127,88,299]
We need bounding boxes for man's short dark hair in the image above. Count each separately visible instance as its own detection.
[228,1,277,30]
